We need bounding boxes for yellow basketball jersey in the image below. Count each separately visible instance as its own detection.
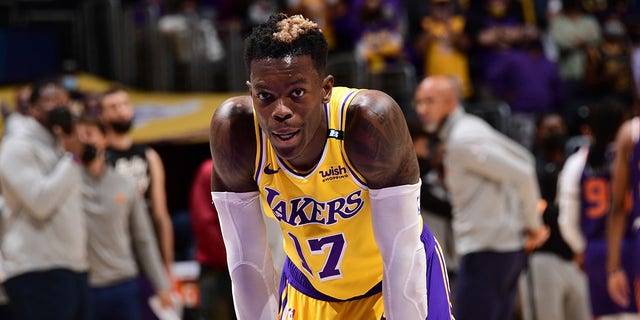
[253,87,383,300]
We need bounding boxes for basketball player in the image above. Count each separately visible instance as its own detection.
[607,102,640,316]
[557,101,637,319]
[209,13,453,320]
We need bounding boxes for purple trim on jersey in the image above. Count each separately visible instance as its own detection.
[279,257,382,302]
[274,104,327,178]
[345,161,367,186]
[254,128,265,182]
[277,223,451,305]
[421,223,454,320]
[277,222,453,319]
[277,158,309,178]
[278,274,288,311]
[339,90,356,123]
[274,91,356,179]
[325,102,330,126]
[338,90,368,187]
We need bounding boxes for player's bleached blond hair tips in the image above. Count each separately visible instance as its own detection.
[272,15,320,43]
[244,13,328,76]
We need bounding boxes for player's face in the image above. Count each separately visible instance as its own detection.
[413,80,450,133]
[100,90,134,123]
[248,55,333,170]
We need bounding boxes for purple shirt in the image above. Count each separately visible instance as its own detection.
[581,145,638,315]
[579,148,634,240]
[486,50,564,114]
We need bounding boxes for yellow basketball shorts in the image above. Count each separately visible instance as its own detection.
[277,223,454,320]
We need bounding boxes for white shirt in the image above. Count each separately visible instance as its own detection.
[557,146,589,254]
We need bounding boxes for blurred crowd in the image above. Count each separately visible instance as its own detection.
[56,0,640,147]
[123,0,640,133]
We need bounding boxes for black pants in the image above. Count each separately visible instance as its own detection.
[4,268,89,320]
[454,250,526,320]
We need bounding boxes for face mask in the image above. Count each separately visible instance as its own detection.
[46,106,73,135]
[107,120,133,134]
[81,143,98,164]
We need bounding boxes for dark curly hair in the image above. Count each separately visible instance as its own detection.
[244,13,328,76]
[586,98,624,168]
[29,77,64,105]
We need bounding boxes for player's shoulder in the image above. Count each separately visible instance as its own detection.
[348,89,397,110]
[343,89,405,145]
[213,96,253,121]
[210,95,255,140]
[345,89,402,125]
[209,95,258,191]
[343,89,419,187]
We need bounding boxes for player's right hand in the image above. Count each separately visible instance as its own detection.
[607,269,630,308]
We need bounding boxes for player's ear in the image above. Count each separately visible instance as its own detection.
[321,75,334,104]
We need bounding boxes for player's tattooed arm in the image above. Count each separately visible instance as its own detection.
[345,90,420,189]
[209,96,259,193]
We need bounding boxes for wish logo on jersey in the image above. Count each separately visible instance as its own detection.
[318,165,348,182]
[264,186,364,226]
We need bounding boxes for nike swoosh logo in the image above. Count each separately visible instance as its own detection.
[264,164,280,174]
